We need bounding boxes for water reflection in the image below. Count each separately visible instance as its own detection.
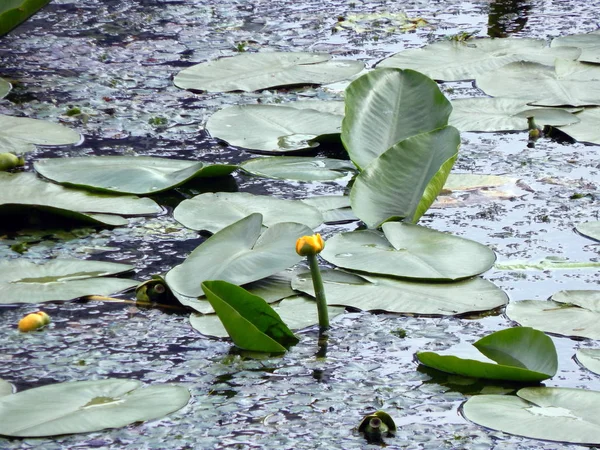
[488,0,533,37]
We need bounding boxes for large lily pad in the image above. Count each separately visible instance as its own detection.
[0,78,11,99]
[576,349,600,375]
[576,221,600,242]
[0,114,80,154]
[173,192,323,233]
[320,222,496,281]
[0,258,137,304]
[506,290,600,340]
[165,213,312,298]
[342,68,452,170]
[558,107,600,145]
[206,104,343,152]
[463,387,600,445]
[350,126,460,227]
[0,0,50,36]
[377,38,580,81]
[449,97,579,132]
[174,52,364,92]
[0,379,190,437]
[292,269,507,315]
[476,59,600,107]
[552,31,600,64]
[0,380,13,398]
[301,195,357,224]
[417,327,557,382]
[34,156,237,195]
[240,156,356,181]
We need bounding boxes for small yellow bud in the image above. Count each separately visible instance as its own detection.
[35,311,51,326]
[18,313,45,332]
[295,234,325,256]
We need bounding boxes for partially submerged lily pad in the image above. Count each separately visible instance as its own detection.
[463,387,600,445]
[240,156,356,181]
[0,78,11,99]
[0,380,13,398]
[0,258,137,304]
[552,31,600,64]
[576,349,600,375]
[34,156,237,195]
[558,107,600,145]
[0,379,190,437]
[174,52,364,92]
[0,114,80,154]
[576,221,600,242]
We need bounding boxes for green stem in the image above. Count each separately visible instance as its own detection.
[307,253,329,330]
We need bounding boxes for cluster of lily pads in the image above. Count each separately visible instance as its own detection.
[1,31,600,444]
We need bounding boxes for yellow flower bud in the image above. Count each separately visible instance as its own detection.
[18,313,45,332]
[295,234,325,256]
[35,311,51,326]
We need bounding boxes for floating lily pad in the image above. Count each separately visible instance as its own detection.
[165,213,312,298]
[292,269,507,315]
[496,258,600,270]
[506,290,600,340]
[350,126,459,227]
[558,107,600,145]
[301,195,357,223]
[333,11,427,34]
[174,52,364,92]
[0,114,80,154]
[552,31,600,64]
[240,156,356,181]
[34,156,237,195]
[0,379,190,437]
[0,0,50,36]
[0,78,11,99]
[0,258,137,304]
[576,349,600,375]
[377,38,580,81]
[463,387,600,445]
[476,59,600,107]
[576,221,600,242]
[449,97,579,132]
[0,380,13,398]
[191,296,345,338]
[342,68,452,170]
[206,104,343,152]
[321,222,496,281]
[174,192,323,233]
[417,327,557,382]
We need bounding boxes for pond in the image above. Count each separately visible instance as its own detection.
[0,0,599,448]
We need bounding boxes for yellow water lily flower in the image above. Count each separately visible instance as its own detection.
[18,311,50,332]
[295,234,325,256]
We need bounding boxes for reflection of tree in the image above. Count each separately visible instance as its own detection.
[488,0,532,38]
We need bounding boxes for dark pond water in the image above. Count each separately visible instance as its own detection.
[0,0,599,448]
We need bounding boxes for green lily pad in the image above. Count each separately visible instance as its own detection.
[240,156,356,181]
[292,269,507,315]
[417,327,557,382]
[449,97,580,132]
[552,31,600,64]
[0,78,11,99]
[476,59,600,107]
[206,104,343,152]
[342,68,452,170]
[0,380,13,398]
[0,379,190,437]
[350,126,459,227]
[377,38,580,81]
[0,258,137,304]
[165,213,312,298]
[0,0,50,36]
[173,192,323,233]
[0,114,80,154]
[174,52,364,92]
[34,156,237,195]
[577,221,600,242]
[321,222,496,281]
[559,107,600,145]
[190,296,345,338]
[301,195,357,223]
[576,349,600,375]
[463,387,600,445]
[507,290,600,340]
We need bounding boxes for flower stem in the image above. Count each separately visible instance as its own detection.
[307,253,329,330]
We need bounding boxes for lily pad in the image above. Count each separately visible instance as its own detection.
[506,290,600,340]
[350,126,460,227]
[174,52,364,92]
[240,156,356,181]
[191,296,345,338]
[34,156,237,195]
[321,222,496,281]
[0,380,13,398]
[0,258,137,304]
[0,78,11,99]
[449,97,580,132]
[173,192,323,233]
[576,349,600,375]
[0,379,190,437]
[0,114,80,154]
[417,327,557,382]
[463,387,600,445]
[496,258,600,270]
[301,195,357,223]
[476,59,600,107]
[292,269,507,315]
[377,38,580,81]
[342,68,452,170]
[558,107,600,145]
[552,31,600,64]
[0,0,50,36]
[576,221,600,242]
[206,104,343,152]
[165,213,312,298]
